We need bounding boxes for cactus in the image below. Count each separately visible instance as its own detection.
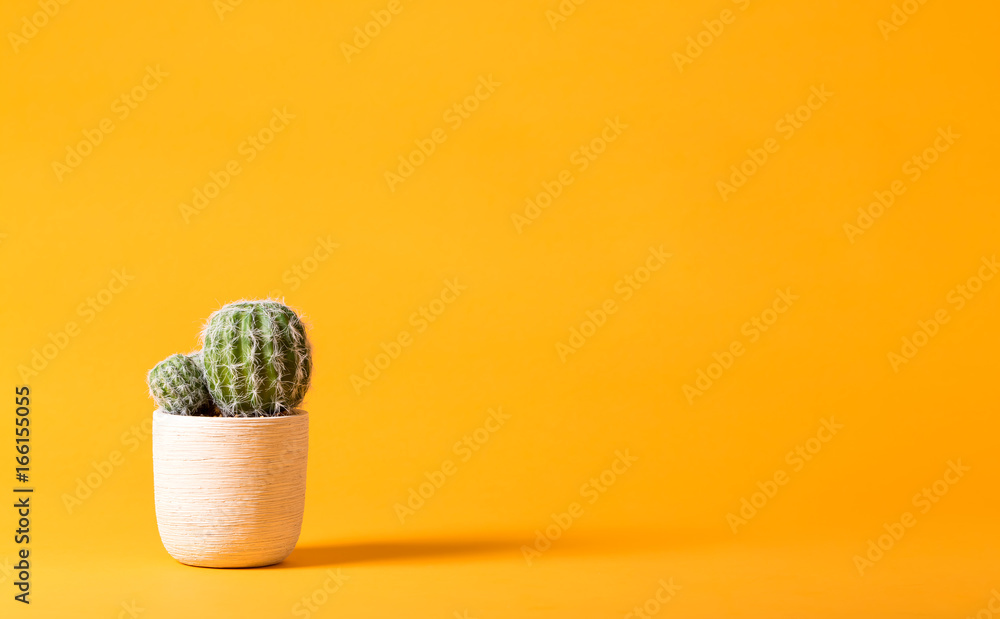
[147,353,213,416]
[201,300,312,417]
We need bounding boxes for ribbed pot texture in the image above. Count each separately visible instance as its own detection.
[152,409,308,568]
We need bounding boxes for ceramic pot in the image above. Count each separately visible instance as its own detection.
[152,409,308,568]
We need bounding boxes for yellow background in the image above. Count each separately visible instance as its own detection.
[2,0,999,616]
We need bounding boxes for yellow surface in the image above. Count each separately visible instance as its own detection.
[1,0,998,616]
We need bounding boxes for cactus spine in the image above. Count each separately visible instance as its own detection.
[147,353,213,416]
[201,300,312,417]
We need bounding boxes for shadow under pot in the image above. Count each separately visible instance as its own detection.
[152,409,309,568]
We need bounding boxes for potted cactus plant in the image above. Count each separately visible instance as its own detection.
[146,300,312,568]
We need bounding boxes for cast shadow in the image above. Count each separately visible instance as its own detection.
[267,527,724,569]
[269,537,524,569]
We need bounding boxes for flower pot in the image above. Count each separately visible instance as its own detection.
[152,409,308,568]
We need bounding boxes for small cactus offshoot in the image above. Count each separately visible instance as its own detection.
[200,300,312,417]
[147,353,213,416]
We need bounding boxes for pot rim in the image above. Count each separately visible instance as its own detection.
[152,408,308,423]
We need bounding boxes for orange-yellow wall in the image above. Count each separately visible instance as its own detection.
[1,0,998,616]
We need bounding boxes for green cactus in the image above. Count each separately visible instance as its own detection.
[147,353,213,416]
[201,300,312,417]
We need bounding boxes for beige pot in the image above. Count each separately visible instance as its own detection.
[152,409,309,568]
